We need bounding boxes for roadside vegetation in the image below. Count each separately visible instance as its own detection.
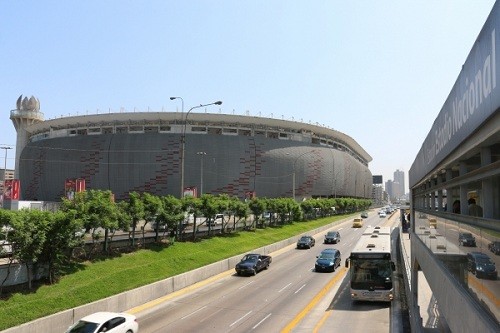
[0,190,370,330]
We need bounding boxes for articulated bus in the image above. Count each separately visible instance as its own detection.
[345,226,395,302]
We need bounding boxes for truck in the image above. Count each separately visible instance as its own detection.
[235,253,272,276]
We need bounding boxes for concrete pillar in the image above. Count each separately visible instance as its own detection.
[446,169,453,212]
[459,162,468,215]
[437,190,443,212]
[430,191,436,211]
[481,147,493,218]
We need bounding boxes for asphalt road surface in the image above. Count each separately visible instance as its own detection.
[131,212,403,333]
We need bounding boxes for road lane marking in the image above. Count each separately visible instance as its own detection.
[199,308,223,323]
[294,284,307,294]
[313,310,331,333]
[181,305,207,319]
[279,282,292,293]
[252,313,272,330]
[238,280,255,289]
[280,267,347,333]
[229,310,252,327]
[127,269,235,314]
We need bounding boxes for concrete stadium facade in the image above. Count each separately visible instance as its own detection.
[12,108,373,201]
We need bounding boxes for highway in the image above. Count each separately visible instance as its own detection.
[129,212,404,333]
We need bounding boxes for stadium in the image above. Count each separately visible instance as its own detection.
[10,96,373,201]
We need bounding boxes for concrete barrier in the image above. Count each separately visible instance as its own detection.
[1,217,351,333]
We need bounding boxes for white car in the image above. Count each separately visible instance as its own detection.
[66,312,138,333]
[379,211,387,218]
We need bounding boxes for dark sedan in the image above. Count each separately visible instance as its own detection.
[459,232,476,247]
[488,241,500,255]
[324,231,340,244]
[467,252,497,279]
[297,236,315,249]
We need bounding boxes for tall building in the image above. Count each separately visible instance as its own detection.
[385,180,393,199]
[0,168,15,193]
[393,169,405,199]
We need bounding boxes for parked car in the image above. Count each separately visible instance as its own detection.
[235,253,272,276]
[74,228,86,238]
[467,252,498,279]
[360,211,368,218]
[459,232,476,247]
[352,218,364,228]
[296,235,316,249]
[315,248,341,272]
[152,222,168,232]
[66,311,138,333]
[324,231,341,244]
[488,241,500,255]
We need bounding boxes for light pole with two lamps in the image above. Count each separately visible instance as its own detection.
[1,146,12,205]
[1,146,12,184]
[169,98,222,198]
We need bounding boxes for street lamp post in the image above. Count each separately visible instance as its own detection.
[1,146,12,186]
[197,152,207,195]
[170,98,222,198]
[170,96,184,115]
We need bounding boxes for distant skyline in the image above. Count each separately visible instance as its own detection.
[0,1,496,190]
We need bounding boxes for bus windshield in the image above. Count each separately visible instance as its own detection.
[350,258,393,290]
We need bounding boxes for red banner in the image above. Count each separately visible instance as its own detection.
[75,178,86,192]
[4,179,20,200]
[65,178,86,200]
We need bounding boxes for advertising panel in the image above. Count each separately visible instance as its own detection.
[183,187,197,198]
[65,178,86,200]
[3,179,20,200]
[245,191,256,201]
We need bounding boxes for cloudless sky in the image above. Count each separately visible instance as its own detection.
[0,1,496,191]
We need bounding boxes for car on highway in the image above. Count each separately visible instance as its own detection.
[459,232,476,247]
[315,248,341,272]
[467,252,498,279]
[65,311,139,333]
[235,253,272,276]
[378,211,387,218]
[360,211,368,218]
[352,218,364,228]
[324,231,341,244]
[296,235,316,249]
[488,241,500,255]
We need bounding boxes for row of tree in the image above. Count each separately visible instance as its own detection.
[0,190,371,290]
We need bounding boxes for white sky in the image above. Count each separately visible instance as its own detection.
[0,1,496,191]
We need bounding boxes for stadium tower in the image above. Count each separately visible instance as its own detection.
[10,95,44,178]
